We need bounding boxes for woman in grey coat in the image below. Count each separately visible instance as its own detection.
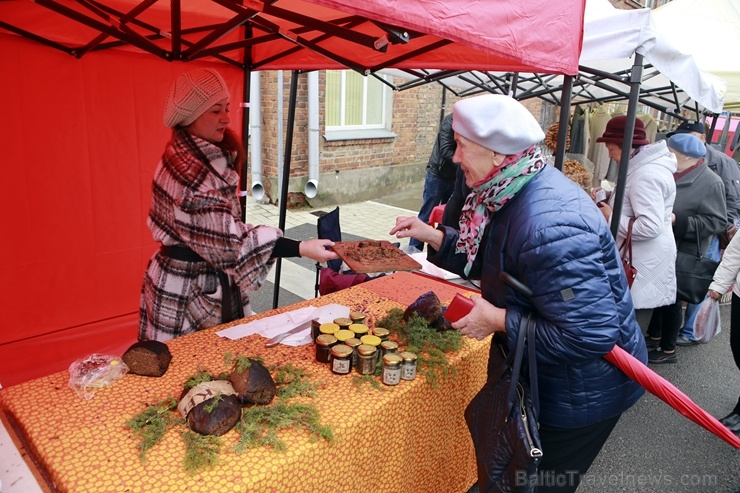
[646,133,727,363]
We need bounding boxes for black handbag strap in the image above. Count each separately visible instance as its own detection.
[506,314,539,416]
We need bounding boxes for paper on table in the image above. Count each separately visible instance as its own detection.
[215,304,351,346]
[410,252,460,280]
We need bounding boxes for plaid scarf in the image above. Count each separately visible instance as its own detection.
[456,145,547,276]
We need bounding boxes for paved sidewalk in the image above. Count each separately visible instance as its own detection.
[245,195,421,313]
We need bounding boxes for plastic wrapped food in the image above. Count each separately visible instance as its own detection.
[68,353,129,399]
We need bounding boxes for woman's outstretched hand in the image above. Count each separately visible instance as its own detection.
[300,239,339,263]
[390,216,444,251]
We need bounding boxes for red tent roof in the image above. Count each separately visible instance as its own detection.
[0,0,584,74]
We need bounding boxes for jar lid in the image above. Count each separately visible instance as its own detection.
[333,317,353,327]
[372,327,390,338]
[380,340,398,350]
[400,351,417,362]
[316,334,338,346]
[349,323,369,335]
[335,329,354,342]
[350,311,366,321]
[357,344,377,356]
[344,337,362,348]
[319,323,339,335]
[383,353,403,366]
[331,344,353,358]
[360,334,381,346]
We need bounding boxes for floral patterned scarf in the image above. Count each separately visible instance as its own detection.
[456,145,547,276]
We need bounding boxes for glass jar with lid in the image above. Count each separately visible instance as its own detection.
[333,317,353,330]
[319,322,340,338]
[350,311,366,324]
[379,340,398,358]
[399,351,418,381]
[360,334,381,367]
[344,337,362,367]
[330,344,353,375]
[335,329,354,343]
[372,327,390,344]
[315,334,337,364]
[356,344,378,375]
[382,354,403,386]
[349,323,369,339]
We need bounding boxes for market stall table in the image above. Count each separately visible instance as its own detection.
[0,272,487,493]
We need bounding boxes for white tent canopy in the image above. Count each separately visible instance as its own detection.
[383,0,727,115]
[652,0,740,111]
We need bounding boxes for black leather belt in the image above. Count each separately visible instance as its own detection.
[159,244,243,323]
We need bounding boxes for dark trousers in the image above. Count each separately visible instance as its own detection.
[535,415,621,493]
[731,294,740,413]
[647,300,683,352]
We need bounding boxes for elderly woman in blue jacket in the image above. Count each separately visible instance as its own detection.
[391,95,646,493]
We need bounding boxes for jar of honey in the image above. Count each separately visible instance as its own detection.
[315,334,337,364]
[330,344,353,375]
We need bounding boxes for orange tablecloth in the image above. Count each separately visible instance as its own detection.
[0,272,487,493]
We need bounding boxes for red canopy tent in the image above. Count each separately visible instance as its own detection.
[0,0,586,387]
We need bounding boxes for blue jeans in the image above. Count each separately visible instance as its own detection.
[680,235,721,340]
[410,172,455,250]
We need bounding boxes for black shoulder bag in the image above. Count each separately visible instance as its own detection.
[464,309,542,493]
[675,224,720,304]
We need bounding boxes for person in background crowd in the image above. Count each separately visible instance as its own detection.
[706,232,740,435]
[410,113,457,251]
[667,120,740,346]
[646,133,726,363]
[139,68,337,342]
[390,94,646,493]
[594,116,677,333]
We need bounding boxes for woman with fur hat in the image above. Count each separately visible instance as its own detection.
[646,133,727,363]
[390,94,646,493]
[139,68,337,342]
[594,115,678,334]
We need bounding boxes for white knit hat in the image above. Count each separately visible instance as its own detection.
[452,94,545,155]
[163,68,230,128]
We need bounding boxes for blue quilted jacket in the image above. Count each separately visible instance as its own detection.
[429,165,646,428]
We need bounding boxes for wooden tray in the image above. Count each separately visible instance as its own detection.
[331,240,422,274]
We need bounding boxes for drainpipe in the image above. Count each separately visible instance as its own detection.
[305,70,319,198]
[249,71,264,201]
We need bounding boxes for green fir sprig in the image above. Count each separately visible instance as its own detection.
[376,308,463,388]
[125,397,182,460]
[234,402,333,453]
[182,430,221,472]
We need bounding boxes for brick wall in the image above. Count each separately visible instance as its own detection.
[248,71,550,205]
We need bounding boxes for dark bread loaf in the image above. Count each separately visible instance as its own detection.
[178,381,241,436]
[229,358,277,405]
[122,340,172,377]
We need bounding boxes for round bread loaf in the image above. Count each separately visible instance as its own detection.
[229,358,277,405]
[178,381,241,436]
[122,340,172,377]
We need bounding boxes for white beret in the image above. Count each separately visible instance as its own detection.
[163,68,230,128]
[452,94,545,155]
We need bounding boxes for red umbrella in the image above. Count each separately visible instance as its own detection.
[605,346,740,449]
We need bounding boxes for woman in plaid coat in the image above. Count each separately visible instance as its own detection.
[139,68,337,342]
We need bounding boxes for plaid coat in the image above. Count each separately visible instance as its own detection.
[139,130,281,341]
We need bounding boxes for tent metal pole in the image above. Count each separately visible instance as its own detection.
[610,54,644,240]
[240,65,251,221]
[272,70,300,309]
[553,75,574,171]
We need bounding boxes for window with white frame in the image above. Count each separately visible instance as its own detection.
[324,70,394,140]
